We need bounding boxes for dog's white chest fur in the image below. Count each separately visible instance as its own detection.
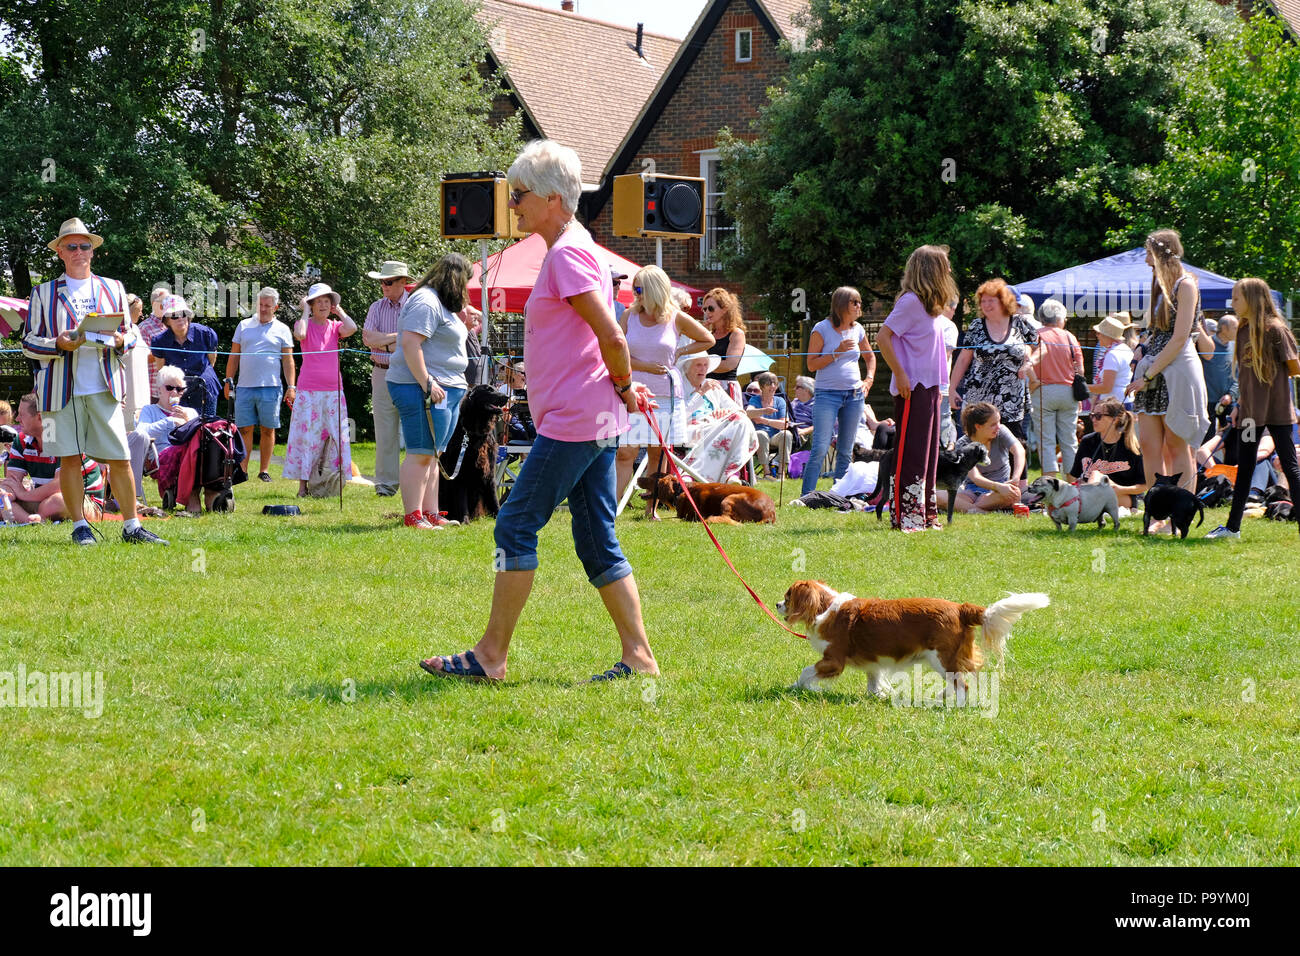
[809,591,855,653]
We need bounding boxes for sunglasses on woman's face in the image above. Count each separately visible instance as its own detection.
[702,304,718,313]
[1091,412,1110,421]
[163,384,184,393]
[633,286,644,295]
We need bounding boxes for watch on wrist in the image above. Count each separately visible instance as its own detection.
[615,383,632,395]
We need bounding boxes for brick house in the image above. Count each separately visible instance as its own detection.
[583,0,808,348]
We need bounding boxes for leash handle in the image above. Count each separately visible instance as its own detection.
[642,403,806,640]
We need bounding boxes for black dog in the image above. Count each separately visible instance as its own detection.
[858,443,984,525]
[1143,473,1204,538]
[1265,499,1294,522]
[438,385,508,524]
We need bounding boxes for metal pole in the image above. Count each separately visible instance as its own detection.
[656,237,663,270]
[479,238,491,385]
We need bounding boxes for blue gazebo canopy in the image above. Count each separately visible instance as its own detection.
[1013,248,1277,316]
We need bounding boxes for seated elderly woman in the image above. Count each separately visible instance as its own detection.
[127,365,198,504]
[790,376,815,446]
[677,353,759,484]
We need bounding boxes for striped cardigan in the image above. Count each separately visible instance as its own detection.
[22,273,138,413]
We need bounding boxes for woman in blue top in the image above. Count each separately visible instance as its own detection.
[149,295,221,417]
[800,286,877,494]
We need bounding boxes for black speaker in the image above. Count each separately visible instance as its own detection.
[440,172,521,239]
[612,173,705,238]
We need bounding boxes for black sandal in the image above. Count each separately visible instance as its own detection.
[587,661,634,683]
[418,650,499,683]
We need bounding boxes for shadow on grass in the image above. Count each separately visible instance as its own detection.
[737,681,874,706]
[293,670,584,703]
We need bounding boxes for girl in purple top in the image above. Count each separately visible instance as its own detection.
[877,245,957,532]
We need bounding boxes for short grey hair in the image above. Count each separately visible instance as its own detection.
[795,375,815,395]
[258,286,281,306]
[150,286,169,303]
[1039,299,1067,325]
[670,288,692,310]
[157,365,186,388]
[755,371,778,388]
[507,139,582,215]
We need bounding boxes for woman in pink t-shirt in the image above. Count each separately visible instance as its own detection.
[419,139,660,685]
[876,245,957,531]
[282,283,357,496]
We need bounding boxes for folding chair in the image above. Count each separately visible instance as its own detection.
[494,444,532,504]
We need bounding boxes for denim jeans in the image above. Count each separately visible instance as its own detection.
[801,387,863,495]
[493,435,632,588]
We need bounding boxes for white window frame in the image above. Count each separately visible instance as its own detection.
[698,149,734,271]
[735,28,752,63]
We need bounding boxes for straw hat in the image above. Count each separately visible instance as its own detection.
[1092,314,1132,340]
[677,352,721,378]
[303,282,341,307]
[48,217,103,252]
[366,260,412,281]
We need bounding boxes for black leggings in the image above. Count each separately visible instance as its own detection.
[1227,424,1300,532]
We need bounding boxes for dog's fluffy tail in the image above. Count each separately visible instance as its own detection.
[977,593,1050,662]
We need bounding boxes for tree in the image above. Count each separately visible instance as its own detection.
[1108,13,1300,301]
[717,0,1239,327]
[0,0,521,430]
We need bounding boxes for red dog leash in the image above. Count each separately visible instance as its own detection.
[640,398,806,640]
[891,392,912,529]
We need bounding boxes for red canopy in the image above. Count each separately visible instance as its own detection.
[0,295,28,334]
[468,232,704,315]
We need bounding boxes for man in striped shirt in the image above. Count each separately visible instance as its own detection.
[362,260,411,497]
[1,394,106,522]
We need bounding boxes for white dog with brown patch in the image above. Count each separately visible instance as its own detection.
[776,580,1050,697]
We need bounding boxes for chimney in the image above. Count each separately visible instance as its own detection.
[561,1,575,11]
[634,23,644,58]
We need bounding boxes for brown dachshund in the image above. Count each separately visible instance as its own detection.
[637,473,776,524]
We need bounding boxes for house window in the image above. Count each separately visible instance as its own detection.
[735,29,752,63]
[699,150,735,270]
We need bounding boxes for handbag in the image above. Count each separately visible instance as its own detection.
[1071,373,1090,402]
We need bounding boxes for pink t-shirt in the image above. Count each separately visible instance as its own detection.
[524,226,628,442]
[297,319,342,391]
[882,292,948,396]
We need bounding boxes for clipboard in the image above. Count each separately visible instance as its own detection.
[75,311,126,335]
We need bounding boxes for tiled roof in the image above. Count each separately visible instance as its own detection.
[754,0,809,44]
[476,0,680,185]
[1269,0,1300,37]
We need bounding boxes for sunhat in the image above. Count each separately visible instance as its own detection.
[366,261,412,281]
[48,217,103,252]
[303,282,341,307]
[1092,314,1132,340]
[677,353,722,378]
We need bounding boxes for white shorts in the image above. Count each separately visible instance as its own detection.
[45,392,130,462]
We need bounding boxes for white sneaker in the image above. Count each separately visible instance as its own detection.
[1206,525,1240,540]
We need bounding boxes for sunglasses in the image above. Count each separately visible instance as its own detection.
[633,286,644,295]
[1090,412,1111,420]
[63,242,94,252]
[850,299,862,306]
[509,188,532,204]
[163,384,185,393]
[381,278,404,287]
[702,304,718,312]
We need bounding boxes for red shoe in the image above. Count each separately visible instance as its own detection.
[404,510,435,529]
[423,511,460,527]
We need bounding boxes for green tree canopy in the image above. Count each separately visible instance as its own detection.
[718,0,1238,326]
[1108,12,1300,300]
[0,0,521,426]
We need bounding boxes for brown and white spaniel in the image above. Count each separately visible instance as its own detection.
[776,580,1049,697]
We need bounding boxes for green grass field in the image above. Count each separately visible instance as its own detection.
[2,443,1298,865]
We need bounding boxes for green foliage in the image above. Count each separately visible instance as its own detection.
[0,0,521,428]
[1107,13,1300,298]
[719,0,1238,326]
